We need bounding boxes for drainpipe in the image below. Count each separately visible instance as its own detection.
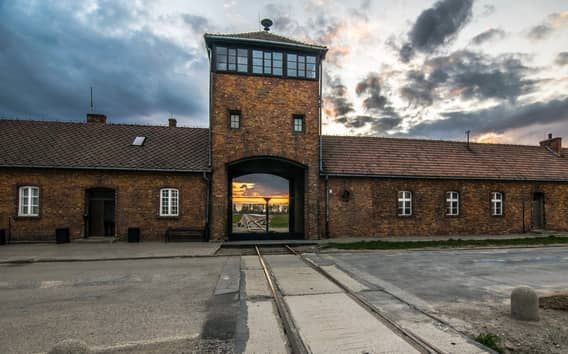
[318,55,324,173]
[325,174,330,239]
[202,171,211,241]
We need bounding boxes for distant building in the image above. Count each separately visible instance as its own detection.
[1,21,568,241]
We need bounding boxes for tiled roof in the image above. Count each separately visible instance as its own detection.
[322,135,568,181]
[0,119,209,172]
[204,31,327,51]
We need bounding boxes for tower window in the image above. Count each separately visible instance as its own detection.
[293,115,304,133]
[229,111,241,129]
[287,54,316,78]
[252,50,282,76]
[216,46,248,73]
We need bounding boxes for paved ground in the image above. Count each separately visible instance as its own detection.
[1,245,566,353]
[0,257,228,353]
[322,247,568,304]
[0,242,220,263]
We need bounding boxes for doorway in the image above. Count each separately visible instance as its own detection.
[228,156,306,241]
[86,188,116,237]
[532,192,545,229]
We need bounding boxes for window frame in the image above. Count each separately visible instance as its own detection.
[293,115,305,133]
[229,110,241,129]
[397,191,412,216]
[18,186,40,217]
[491,192,503,216]
[446,191,459,216]
[160,188,179,217]
[215,45,249,73]
[213,44,319,80]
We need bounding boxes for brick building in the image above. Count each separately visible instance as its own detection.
[1,24,568,242]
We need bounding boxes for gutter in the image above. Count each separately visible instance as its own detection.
[204,34,328,53]
[320,171,568,183]
[0,164,210,174]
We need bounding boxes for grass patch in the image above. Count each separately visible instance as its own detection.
[270,214,289,228]
[475,332,503,353]
[324,235,568,250]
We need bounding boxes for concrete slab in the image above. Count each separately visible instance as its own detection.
[244,269,272,299]
[361,291,488,354]
[214,257,241,295]
[239,300,289,354]
[285,293,419,354]
[265,255,341,295]
[320,265,369,292]
[241,255,262,270]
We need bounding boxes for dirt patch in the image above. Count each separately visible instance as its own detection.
[437,301,568,354]
[540,293,568,311]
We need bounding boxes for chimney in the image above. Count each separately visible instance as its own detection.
[539,133,562,155]
[168,118,177,127]
[86,113,107,124]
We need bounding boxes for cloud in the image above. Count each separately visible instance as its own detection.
[355,73,388,111]
[337,115,401,133]
[182,14,210,33]
[405,97,568,139]
[399,50,537,106]
[470,28,506,45]
[480,4,496,17]
[323,73,354,118]
[556,52,568,66]
[527,24,553,40]
[527,11,568,41]
[0,2,208,124]
[400,0,474,61]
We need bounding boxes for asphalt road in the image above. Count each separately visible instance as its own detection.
[0,257,227,354]
[324,247,568,304]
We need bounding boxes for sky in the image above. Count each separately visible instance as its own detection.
[1,0,567,144]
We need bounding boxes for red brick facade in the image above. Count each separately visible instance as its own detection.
[0,168,207,241]
[209,73,321,240]
[323,177,568,238]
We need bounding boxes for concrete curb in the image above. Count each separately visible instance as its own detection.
[0,253,232,265]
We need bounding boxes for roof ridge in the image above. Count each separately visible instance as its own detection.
[0,117,208,130]
[322,134,543,149]
[204,31,327,49]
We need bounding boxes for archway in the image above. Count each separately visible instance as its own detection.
[228,156,305,240]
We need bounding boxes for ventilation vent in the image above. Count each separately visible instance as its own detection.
[132,136,146,146]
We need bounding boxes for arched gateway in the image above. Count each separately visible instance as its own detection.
[228,156,306,240]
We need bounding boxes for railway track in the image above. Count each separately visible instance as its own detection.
[255,244,447,354]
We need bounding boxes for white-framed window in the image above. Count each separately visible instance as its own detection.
[229,111,240,129]
[398,191,412,216]
[293,115,304,132]
[160,188,179,216]
[446,191,459,216]
[19,186,39,216]
[491,192,503,216]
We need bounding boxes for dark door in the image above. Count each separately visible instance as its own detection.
[532,192,545,229]
[87,189,116,237]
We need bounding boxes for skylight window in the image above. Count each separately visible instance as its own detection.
[132,136,146,146]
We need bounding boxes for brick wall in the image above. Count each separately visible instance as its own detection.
[324,177,568,237]
[0,168,207,241]
[210,73,321,240]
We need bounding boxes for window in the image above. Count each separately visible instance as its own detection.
[216,46,248,73]
[491,192,503,216]
[287,54,317,78]
[229,111,240,129]
[398,191,412,216]
[446,191,459,216]
[293,115,304,132]
[160,188,179,216]
[19,186,39,216]
[132,136,146,146]
[252,50,282,76]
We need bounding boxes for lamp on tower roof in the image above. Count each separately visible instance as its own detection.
[261,18,273,32]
